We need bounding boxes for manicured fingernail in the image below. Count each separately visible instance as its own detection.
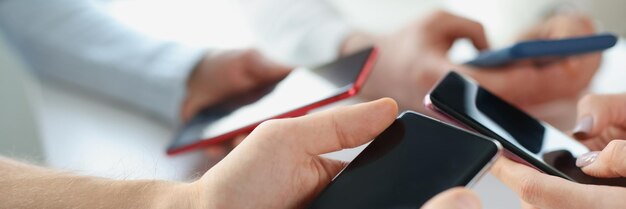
[576,151,600,167]
[457,193,480,209]
[573,116,593,140]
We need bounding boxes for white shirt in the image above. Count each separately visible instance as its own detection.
[0,0,206,125]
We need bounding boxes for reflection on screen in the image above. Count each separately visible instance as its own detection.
[202,69,341,137]
[430,72,626,186]
[169,48,373,152]
[430,72,588,161]
[309,112,497,208]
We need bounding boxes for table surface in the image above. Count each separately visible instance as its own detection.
[35,40,626,209]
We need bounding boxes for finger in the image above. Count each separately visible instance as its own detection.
[245,49,292,81]
[579,140,626,178]
[431,11,489,50]
[491,157,596,209]
[229,135,246,149]
[573,94,626,140]
[252,98,398,155]
[205,145,229,159]
[421,188,481,209]
[581,127,626,151]
[180,96,205,122]
[316,157,350,182]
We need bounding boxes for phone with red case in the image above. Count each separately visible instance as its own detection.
[168,47,378,155]
[425,72,626,186]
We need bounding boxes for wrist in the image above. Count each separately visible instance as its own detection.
[149,181,207,209]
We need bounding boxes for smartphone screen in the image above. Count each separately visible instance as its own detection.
[428,72,626,186]
[168,48,376,155]
[308,112,500,209]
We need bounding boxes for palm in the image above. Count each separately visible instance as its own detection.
[196,99,398,209]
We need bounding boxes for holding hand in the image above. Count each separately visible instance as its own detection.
[492,155,626,209]
[462,12,600,107]
[422,188,482,209]
[572,93,626,150]
[181,49,291,122]
[193,98,399,208]
[343,10,600,112]
[182,98,482,209]
[492,92,626,209]
[346,11,490,111]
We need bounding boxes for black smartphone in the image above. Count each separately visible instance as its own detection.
[308,111,501,209]
[426,72,626,186]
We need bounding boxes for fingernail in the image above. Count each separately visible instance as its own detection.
[576,151,600,167]
[457,193,480,209]
[573,115,593,140]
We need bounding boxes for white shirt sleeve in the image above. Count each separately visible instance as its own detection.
[240,0,353,66]
[0,0,207,125]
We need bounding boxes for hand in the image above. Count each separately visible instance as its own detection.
[192,98,398,208]
[342,10,489,111]
[460,12,600,107]
[572,93,626,150]
[204,134,245,160]
[341,11,600,112]
[181,49,291,122]
[491,140,626,209]
[421,188,482,209]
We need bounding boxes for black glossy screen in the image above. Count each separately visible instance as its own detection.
[308,112,498,209]
[429,72,626,186]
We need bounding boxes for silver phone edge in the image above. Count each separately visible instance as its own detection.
[466,139,503,188]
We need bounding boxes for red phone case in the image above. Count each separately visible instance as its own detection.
[167,48,379,155]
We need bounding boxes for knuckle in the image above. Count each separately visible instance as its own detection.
[330,110,352,148]
[429,9,450,19]
[578,94,602,109]
[239,49,260,60]
[578,94,597,107]
[518,175,541,204]
[420,10,450,28]
[474,22,486,32]
[604,141,626,175]
[255,119,287,137]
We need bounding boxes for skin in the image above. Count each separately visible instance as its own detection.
[491,93,626,209]
[182,49,290,157]
[204,10,601,158]
[196,11,601,159]
[341,10,600,112]
[573,93,626,150]
[181,49,291,122]
[0,99,481,209]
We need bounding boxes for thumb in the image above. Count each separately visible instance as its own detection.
[578,140,626,178]
[573,94,626,140]
[421,188,481,209]
[250,98,398,155]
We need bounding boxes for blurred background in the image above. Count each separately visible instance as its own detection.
[1,0,625,208]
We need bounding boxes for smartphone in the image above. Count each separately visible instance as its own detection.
[308,111,501,209]
[426,72,626,186]
[466,33,617,67]
[168,47,377,155]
